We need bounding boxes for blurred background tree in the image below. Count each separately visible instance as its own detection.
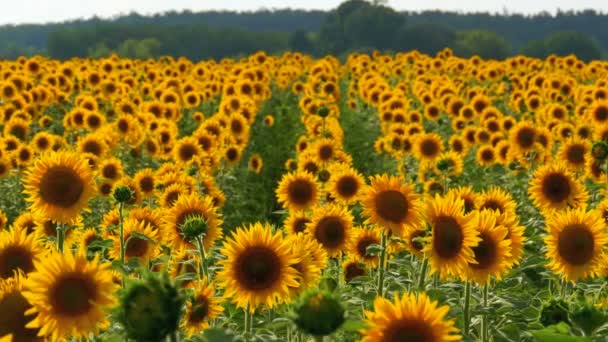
[1,0,607,60]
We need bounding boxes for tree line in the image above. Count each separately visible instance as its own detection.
[0,0,606,61]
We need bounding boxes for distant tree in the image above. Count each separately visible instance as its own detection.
[544,31,602,61]
[87,42,112,58]
[288,30,315,54]
[117,38,161,59]
[454,30,511,60]
[395,22,456,55]
[521,31,602,61]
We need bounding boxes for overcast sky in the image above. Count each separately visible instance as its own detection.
[1,0,607,25]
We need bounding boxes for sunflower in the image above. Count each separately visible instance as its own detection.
[248,154,263,174]
[108,218,159,265]
[129,207,165,234]
[23,151,95,224]
[287,233,327,294]
[476,145,496,166]
[509,121,537,156]
[403,226,428,257]
[475,186,517,217]
[0,227,44,280]
[327,166,365,205]
[414,132,444,165]
[180,278,224,337]
[276,171,320,211]
[217,222,299,311]
[284,211,310,236]
[529,162,588,213]
[465,211,512,285]
[97,157,124,182]
[163,193,222,252]
[173,137,202,166]
[307,204,353,258]
[133,168,156,198]
[362,174,422,236]
[557,137,589,172]
[343,260,367,283]
[422,193,481,279]
[545,208,608,282]
[449,186,477,215]
[434,152,464,176]
[22,251,117,340]
[0,273,40,341]
[76,134,108,158]
[360,292,461,342]
[496,212,526,267]
[348,227,381,267]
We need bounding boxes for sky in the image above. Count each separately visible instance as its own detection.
[1,0,607,25]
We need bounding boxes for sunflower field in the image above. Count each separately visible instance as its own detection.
[1,50,608,342]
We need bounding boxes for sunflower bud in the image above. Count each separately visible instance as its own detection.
[436,158,453,172]
[116,272,183,342]
[539,299,569,327]
[187,165,199,177]
[317,106,330,118]
[292,289,345,337]
[180,215,208,241]
[317,169,331,182]
[592,141,608,161]
[113,185,134,204]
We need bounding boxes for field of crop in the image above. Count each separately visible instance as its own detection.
[1,50,608,341]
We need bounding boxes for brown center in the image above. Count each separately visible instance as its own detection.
[336,176,358,198]
[314,217,346,249]
[375,190,408,224]
[188,296,210,324]
[287,179,315,207]
[433,216,464,259]
[383,319,435,342]
[234,246,282,291]
[50,272,97,316]
[470,233,497,270]
[0,291,40,340]
[420,139,440,158]
[39,166,84,208]
[516,127,535,149]
[558,224,595,265]
[0,246,34,278]
[565,144,586,166]
[541,172,571,204]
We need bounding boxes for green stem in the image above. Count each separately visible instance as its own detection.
[169,331,178,342]
[463,281,471,337]
[482,284,489,342]
[56,224,65,253]
[244,308,250,340]
[314,336,324,342]
[417,258,429,292]
[119,202,125,288]
[376,231,387,297]
[195,236,209,280]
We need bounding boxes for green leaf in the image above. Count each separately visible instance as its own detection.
[174,272,197,282]
[365,243,383,256]
[341,320,366,332]
[531,323,591,342]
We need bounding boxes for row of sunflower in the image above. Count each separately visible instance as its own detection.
[1,48,608,341]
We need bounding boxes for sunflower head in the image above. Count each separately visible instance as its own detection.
[360,292,461,342]
[276,171,320,211]
[23,151,95,224]
[217,222,299,311]
[0,273,40,341]
[362,174,422,236]
[22,250,118,340]
[544,208,608,282]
